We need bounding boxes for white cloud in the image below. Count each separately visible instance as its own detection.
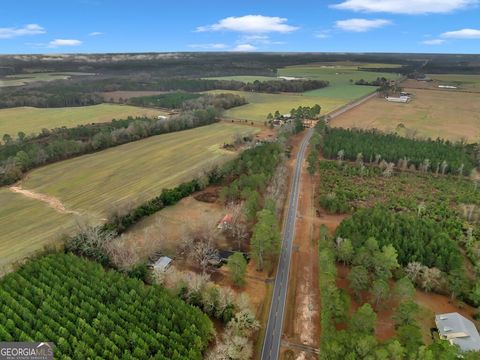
[88,31,103,36]
[422,39,446,45]
[315,30,331,38]
[0,24,45,39]
[196,15,298,33]
[441,28,480,39]
[48,39,82,48]
[331,0,476,14]
[231,44,257,52]
[188,43,228,49]
[335,18,392,32]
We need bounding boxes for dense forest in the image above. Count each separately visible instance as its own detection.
[0,254,213,359]
[336,206,462,273]
[0,52,420,77]
[317,225,480,360]
[128,92,201,108]
[0,77,327,109]
[0,93,246,185]
[323,127,475,175]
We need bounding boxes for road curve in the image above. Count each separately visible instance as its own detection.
[261,128,314,360]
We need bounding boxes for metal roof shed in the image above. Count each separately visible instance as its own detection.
[152,256,173,272]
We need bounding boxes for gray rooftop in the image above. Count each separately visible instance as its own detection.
[152,256,172,271]
[435,312,480,352]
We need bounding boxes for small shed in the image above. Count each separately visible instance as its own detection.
[435,312,480,352]
[157,115,168,120]
[152,256,173,272]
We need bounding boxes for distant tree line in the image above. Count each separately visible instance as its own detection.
[0,94,246,185]
[355,77,389,86]
[128,92,202,108]
[241,79,328,93]
[0,88,103,108]
[323,128,475,175]
[0,78,327,109]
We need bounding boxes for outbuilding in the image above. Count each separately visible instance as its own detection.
[152,256,173,272]
[435,312,480,352]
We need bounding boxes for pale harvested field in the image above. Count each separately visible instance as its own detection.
[0,72,94,88]
[0,188,76,270]
[0,104,164,138]
[20,123,257,218]
[330,88,480,141]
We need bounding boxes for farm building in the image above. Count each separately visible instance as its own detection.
[151,256,173,272]
[157,115,168,120]
[385,95,411,103]
[435,313,480,352]
[438,85,458,89]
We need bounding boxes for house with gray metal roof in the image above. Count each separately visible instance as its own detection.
[435,312,480,352]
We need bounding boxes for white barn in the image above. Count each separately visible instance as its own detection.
[385,95,411,103]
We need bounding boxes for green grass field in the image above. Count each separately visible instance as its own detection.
[427,74,480,91]
[0,104,164,138]
[203,75,276,82]
[0,72,94,87]
[278,64,400,99]
[1,123,256,268]
[0,189,75,269]
[206,90,345,122]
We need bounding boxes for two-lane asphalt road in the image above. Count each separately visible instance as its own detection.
[261,128,314,360]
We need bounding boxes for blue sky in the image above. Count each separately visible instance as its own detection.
[1,0,479,54]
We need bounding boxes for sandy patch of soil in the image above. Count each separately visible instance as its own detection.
[9,184,79,215]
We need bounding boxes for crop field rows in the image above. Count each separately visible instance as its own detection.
[0,123,257,268]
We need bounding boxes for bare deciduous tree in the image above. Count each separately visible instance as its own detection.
[224,202,248,251]
[181,219,220,274]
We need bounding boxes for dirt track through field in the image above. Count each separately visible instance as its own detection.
[9,184,79,215]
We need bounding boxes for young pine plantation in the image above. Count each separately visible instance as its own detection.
[311,123,480,359]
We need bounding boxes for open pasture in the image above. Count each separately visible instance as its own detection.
[0,72,94,87]
[20,123,257,218]
[330,88,480,141]
[403,74,480,93]
[278,63,401,99]
[0,104,163,138]
[206,90,345,122]
[429,74,480,92]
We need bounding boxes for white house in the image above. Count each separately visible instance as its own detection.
[157,115,168,120]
